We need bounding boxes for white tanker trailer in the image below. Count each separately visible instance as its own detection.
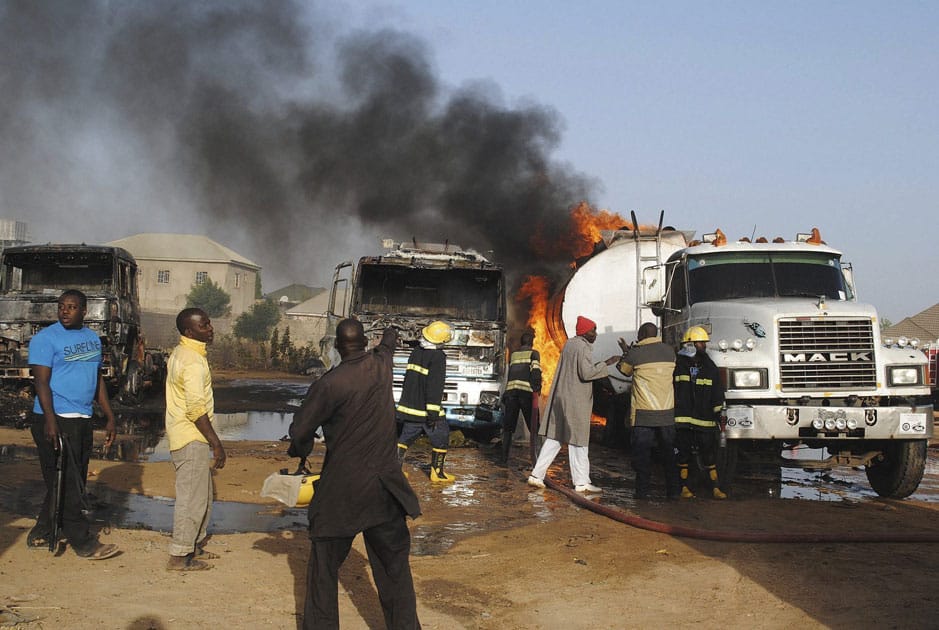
[549,218,932,498]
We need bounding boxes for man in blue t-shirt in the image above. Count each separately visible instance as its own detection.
[28,289,119,559]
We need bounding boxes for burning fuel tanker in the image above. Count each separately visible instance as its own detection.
[542,223,693,393]
[530,217,932,499]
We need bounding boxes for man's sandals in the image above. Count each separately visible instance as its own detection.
[166,548,219,571]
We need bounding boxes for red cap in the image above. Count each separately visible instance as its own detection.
[575,316,597,336]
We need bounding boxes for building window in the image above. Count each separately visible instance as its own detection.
[157,270,170,284]
[234,272,241,289]
[195,271,208,285]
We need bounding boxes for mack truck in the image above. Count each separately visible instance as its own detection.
[641,228,933,498]
[322,239,507,440]
[547,213,932,498]
[0,244,164,404]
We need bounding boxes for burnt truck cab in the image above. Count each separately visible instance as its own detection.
[643,230,933,498]
[323,240,507,440]
[0,244,158,403]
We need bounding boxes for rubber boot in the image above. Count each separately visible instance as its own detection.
[708,466,727,499]
[499,430,512,466]
[397,443,408,464]
[679,464,695,499]
[430,448,456,483]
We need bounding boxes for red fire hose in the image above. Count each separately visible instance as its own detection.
[543,477,939,543]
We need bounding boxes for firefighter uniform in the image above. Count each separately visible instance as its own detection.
[501,342,542,464]
[674,347,726,499]
[397,321,454,482]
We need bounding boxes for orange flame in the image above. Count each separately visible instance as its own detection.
[569,202,631,258]
[520,202,631,395]
[518,275,561,395]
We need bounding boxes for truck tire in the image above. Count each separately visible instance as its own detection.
[865,440,927,499]
[120,360,145,405]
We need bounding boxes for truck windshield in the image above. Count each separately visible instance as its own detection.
[1,252,115,294]
[687,251,848,304]
[357,265,503,320]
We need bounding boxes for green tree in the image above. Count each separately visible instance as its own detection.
[269,328,280,367]
[186,279,231,318]
[280,326,292,359]
[880,317,894,331]
[233,300,281,341]
[255,273,263,299]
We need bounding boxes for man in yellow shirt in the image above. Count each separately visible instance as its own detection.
[165,308,226,571]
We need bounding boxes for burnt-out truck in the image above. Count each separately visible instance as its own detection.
[0,244,163,404]
[322,239,507,440]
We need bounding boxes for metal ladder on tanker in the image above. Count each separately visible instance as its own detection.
[630,211,666,329]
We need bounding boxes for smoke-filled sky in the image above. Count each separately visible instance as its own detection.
[3,1,937,322]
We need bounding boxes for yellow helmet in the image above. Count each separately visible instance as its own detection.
[422,320,453,345]
[682,326,710,343]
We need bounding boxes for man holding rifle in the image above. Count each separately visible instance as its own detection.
[27,289,119,559]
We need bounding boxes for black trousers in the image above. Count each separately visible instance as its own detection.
[630,424,680,498]
[305,514,420,630]
[30,414,94,549]
[501,391,535,434]
[676,425,719,470]
[398,419,449,450]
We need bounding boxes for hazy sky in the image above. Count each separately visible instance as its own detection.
[4,1,937,323]
[350,1,938,323]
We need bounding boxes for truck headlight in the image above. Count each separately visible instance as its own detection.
[729,368,767,389]
[479,391,500,407]
[887,366,922,386]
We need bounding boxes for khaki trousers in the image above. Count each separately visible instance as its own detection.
[169,440,213,556]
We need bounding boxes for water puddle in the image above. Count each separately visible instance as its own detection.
[93,409,302,463]
[0,479,308,534]
[5,396,939,551]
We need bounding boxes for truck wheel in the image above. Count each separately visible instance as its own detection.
[120,360,145,405]
[865,440,927,499]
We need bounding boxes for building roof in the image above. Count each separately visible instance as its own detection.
[265,283,322,304]
[107,233,260,269]
[287,288,347,317]
[883,303,939,344]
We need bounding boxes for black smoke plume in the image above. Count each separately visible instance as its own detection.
[0,1,598,301]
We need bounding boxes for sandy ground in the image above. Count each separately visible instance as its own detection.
[3,423,939,630]
[3,374,939,629]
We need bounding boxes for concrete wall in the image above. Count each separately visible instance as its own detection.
[137,260,257,316]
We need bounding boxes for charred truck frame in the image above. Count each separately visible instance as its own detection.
[322,240,507,440]
[0,244,163,404]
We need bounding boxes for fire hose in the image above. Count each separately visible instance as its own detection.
[542,477,939,543]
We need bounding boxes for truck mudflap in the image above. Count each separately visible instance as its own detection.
[724,403,934,441]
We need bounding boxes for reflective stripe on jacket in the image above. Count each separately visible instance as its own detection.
[396,346,446,422]
[504,347,542,395]
[673,351,724,429]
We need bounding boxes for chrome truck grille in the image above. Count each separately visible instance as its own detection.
[778,318,876,391]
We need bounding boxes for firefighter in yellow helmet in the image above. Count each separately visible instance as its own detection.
[673,326,727,499]
[396,320,455,482]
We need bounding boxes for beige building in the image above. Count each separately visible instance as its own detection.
[107,233,260,316]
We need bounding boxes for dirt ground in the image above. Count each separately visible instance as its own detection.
[3,377,939,629]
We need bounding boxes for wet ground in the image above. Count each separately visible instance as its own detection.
[3,378,939,556]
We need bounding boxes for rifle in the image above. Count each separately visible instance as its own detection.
[49,434,64,553]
